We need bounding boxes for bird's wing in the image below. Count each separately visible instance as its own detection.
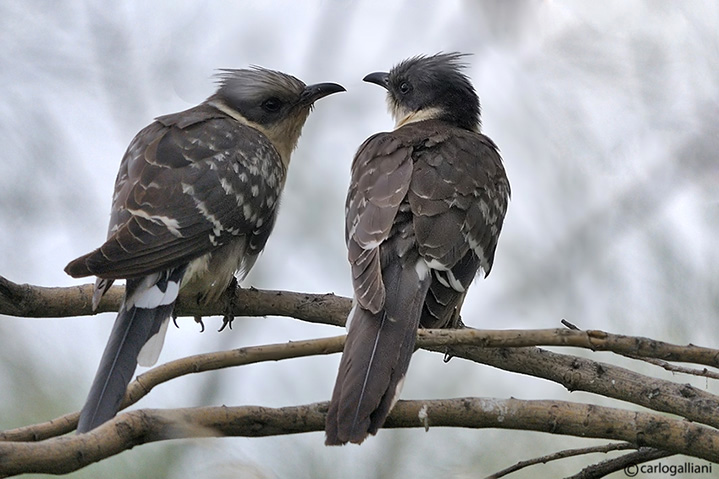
[328,130,425,445]
[345,132,414,314]
[65,105,284,279]
[407,124,510,327]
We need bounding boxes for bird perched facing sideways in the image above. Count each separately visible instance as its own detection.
[65,67,344,433]
[325,53,510,445]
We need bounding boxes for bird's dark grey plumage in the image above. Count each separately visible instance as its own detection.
[65,67,344,433]
[326,53,510,445]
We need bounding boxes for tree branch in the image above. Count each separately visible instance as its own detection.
[485,442,637,479]
[0,275,348,326]
[1,398,717,477]
[0,336,347,442]
[435,344,719,430]
[565,448,673,479]
[4,276,719,369]
[4,276,719,475]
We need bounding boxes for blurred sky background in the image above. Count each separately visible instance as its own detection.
[1,1,718,478]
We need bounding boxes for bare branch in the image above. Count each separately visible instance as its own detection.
[485,442,637,479]
[565,448,673,479]
[435,344,719,430]
[0,275,348,326]
[417,329,719,369]
[5,277,719,373]
[1,398,718,477]
[6,331,719,443]
[4,276,719,476]
[0,336,346,442]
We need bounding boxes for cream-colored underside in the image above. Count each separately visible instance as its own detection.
[181,239,251,304]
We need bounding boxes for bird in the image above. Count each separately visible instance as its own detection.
[65,67,344,433]
[325,53,510,445]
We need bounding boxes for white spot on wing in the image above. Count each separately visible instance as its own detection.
[127,208,182,237]
[425,258,449,271]
[195,200,225,236]
[415,258,430,280]
[181,183,195,195]
[445,270,466,293]
[220,177,234,196]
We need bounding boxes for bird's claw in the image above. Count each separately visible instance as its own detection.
[194,316,206,333]
[218,277,239,332]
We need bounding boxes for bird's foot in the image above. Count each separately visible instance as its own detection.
[218,276,239,332]
[195,316,206,333]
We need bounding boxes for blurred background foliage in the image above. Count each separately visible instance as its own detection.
[1,1,718,477]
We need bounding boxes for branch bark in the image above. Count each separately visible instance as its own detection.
[1,398,717,477]
[4,276,719,476]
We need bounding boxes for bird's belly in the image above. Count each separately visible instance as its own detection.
[181,239,249,304]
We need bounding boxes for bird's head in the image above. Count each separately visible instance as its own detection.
[364,53,480,132]
[210,67,345,167]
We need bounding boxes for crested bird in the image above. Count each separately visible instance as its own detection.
[325,53,510,445]
[65,67,344,433]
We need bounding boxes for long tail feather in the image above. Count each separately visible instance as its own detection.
[76,269,183,433]
[326,259,430,445]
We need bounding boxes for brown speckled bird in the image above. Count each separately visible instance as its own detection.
[326,53,510,445]
[65,67,344,433]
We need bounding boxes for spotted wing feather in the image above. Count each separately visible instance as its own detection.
[65,105,283,280]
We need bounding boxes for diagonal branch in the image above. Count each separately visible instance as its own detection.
[5,334,719,445]
[435,344,719,430]
[0,336,347,442]
[565,447,674,479]
[1,398,718,477]
[485,442,638,479]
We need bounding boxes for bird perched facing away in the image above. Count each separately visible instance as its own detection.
[65,67,344,433]
[325,53,510,445]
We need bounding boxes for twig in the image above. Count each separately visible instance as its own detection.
[485,442,637,479]
[565,447,673,479]
[1,398,718,477]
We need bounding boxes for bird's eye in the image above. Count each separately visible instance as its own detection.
[398,82,412,94]
[262,97,283,112]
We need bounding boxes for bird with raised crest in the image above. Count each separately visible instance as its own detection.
[65,67,344,433]
[325,53,510,445]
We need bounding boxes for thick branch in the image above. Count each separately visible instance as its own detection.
[435,344,719,430]
[4,277,719,369]
[6,332,719,443]
[1,398,717,477]
[0,276,348,327]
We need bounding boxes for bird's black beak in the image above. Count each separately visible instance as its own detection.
[363,72,390,90]
[300,82,346,105]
